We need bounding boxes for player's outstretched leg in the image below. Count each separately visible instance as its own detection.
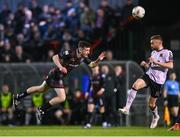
[36,88,66,120]
[13,81,49,110]
[149,97,160,129]
[118,78,147,115]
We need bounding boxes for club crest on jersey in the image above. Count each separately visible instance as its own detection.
[64,51,69,55]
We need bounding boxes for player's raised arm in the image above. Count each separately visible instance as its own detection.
[88,52,106,68]
[52,54,67,74]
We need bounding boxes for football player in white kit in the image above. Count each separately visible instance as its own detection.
[119,35,174,128]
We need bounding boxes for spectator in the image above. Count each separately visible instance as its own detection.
[43,25,56,41]
[0,84,13,125]
[65,8,80,33]
[74,29,89,47]
[95,8,105,30]
[80,5,95,35]
[105,50,114,61]
[1,40,14,63]
[99,0,115,27]
[70,89,86,125]
[62,0,73,15]
[0,24,5,40]
[46,50,55,62]
[40,5,51,21]
[29,0,42,22]
[24,7,32,23]
[76,0,87,15]
[14,3,26,34]
[120,0,135,28]
[13,45,32,63]
[61,42,71,53]
[62,31,73,43]
[0,3,12,25]
[16,33,26,46]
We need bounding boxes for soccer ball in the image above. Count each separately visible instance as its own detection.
[132,6,145,19]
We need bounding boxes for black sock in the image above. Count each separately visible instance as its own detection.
[176,115,180,123]
[150,106,157,116]
[172,116,178,125]
[41,102,52,112]
[150,106,156,111]
[101,112,106,122]
[86,112,93,124]
[17,91,29,100]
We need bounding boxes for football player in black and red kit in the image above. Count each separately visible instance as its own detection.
[13,41,106,120]
[84,66,107,128]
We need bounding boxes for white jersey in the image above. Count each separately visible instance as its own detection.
[146,49,173,85]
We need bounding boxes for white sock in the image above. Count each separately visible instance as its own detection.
[125,88,137,110]
[25,113,31,125]
[151,106,159,117]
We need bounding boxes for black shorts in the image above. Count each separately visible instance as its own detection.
[88,96,104,107]
[141,74,163,98]
[45,67,66,88]
[167,95,179,108]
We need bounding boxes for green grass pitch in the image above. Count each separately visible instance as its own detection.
[0,126,179,136]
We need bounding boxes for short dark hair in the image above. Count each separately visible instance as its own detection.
[78,41,91,48]
[150,35,163,41]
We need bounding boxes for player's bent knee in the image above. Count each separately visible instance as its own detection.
[99,107,105,113]
[132,84,140,91]
[59,94,66,102]
[148,102,156,109]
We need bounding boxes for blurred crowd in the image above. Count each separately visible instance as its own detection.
[0,0,137,63]
[0,63,126,126]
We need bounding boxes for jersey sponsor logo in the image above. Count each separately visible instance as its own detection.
[64,50,69,55]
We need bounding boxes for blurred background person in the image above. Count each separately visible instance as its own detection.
[53,99,71,125]
[105,50,114,61]
[0,40,14,63]
[13,45,32,63]
[0,84,13,125]
[25,93,44,125]
[84,66,107,128]
[114,65,126,125]
[101,64,118,126]
[70,89,86,125]
[163,72,180,125]
[53,87,71,125]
